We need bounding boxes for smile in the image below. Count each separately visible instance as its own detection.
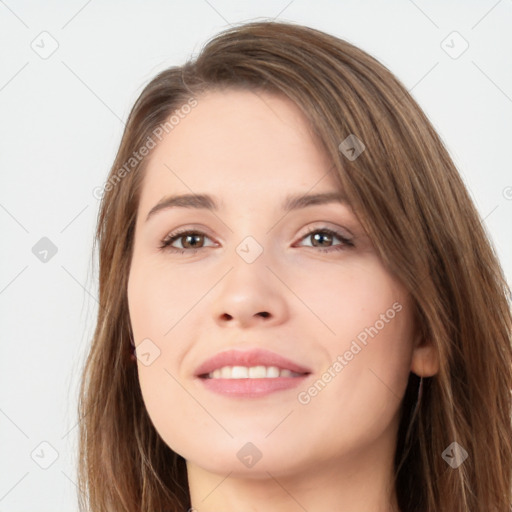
[205,365,304,379]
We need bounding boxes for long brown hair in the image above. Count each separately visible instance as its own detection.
[77,20,512,511]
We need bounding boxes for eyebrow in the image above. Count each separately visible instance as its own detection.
[145,191,348,222]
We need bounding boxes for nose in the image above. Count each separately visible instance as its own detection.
[212,257,289,329]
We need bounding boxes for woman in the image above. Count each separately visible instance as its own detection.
[78,20,512,512]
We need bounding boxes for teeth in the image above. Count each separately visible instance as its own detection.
[249,365,267,378]
[266,366,280,378]
[231,366,248,378]
[206,365,302,379]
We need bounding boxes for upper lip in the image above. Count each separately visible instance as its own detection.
[194,348,312,377]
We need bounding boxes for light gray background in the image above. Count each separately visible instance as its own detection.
[1,1,511,510]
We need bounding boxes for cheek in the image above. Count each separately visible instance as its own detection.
[293,255,413,348]
[137,360,204,457]
[127,263,199,457]
[127,255,207,342]
[295,261,415,431]
[289,308,413,457]
[127,255,223,453]
[330,267,414,398]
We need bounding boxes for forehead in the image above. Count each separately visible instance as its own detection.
[138,89,340,210]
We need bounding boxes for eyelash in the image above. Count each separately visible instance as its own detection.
[158,226,354,255]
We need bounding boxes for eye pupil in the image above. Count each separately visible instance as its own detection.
[183,234,203,248]
[312,232,333,247]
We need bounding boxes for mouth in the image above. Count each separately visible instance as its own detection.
[194,348,312,397]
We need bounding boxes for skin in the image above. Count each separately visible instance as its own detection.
[127,88,438,512]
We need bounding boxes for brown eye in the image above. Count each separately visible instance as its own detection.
[159,230,216,253]
[298,227,354,253]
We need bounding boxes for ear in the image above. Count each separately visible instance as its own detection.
[410,335,439,377]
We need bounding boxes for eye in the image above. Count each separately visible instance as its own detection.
[159,229,216,254]
[159,226,354,255]
[297,227,354,253]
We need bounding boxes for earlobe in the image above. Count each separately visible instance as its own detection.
[411,339,439,377]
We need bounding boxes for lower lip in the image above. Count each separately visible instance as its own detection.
[198,376,309,397]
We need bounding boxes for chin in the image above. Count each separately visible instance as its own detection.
[182,439,311,477]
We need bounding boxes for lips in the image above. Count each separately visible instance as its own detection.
[194,348,312,397]
[194,348,311,378]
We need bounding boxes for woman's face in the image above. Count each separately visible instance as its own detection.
[127,88,429,477]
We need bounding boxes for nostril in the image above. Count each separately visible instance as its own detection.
[258,312,270,318]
